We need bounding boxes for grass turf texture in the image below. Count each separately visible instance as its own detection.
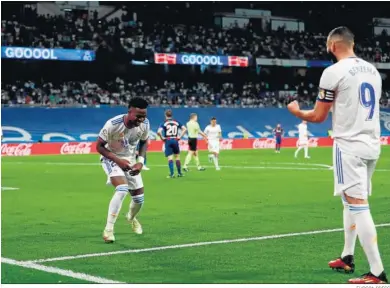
[1,147,390,283]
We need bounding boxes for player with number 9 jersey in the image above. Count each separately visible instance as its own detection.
[157,110,187,178]
[287,27,387,284]
[317,51,382,203]
[319,58,381,160]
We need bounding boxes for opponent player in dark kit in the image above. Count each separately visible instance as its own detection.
[157,110,187,178]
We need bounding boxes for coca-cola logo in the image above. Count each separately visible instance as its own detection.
[1,143,32,156]
[220,139,233,150]
[308,138,319,147]
[252,138,276,149]
[60,142,92,154]
[380,136,388,145]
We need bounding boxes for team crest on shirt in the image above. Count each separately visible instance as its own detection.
[112,132,125,141]
[318,89,325,99]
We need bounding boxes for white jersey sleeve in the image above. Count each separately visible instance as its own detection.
[317,68,339,103]
[98,120,112,143]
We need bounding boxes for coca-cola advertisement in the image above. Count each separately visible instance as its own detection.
[252,138,276,149]
[1,143,33,156]
[219,139,233,150]
[60,142,92,154]
[1,137,389,156]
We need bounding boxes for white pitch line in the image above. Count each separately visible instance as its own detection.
[28,223,390,264]
[1,187,20,191]
[2,257,124,283]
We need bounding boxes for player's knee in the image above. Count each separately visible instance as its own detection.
[111,176,128,187]
[130,187,144,196]
[132,193,145,204]
[343,192,368,205]
[115,184,129,192]
[167,155,173,161]
[115,184,129,199]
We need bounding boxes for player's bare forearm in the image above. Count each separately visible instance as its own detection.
[296,109,323,122]
[288,100,331,123]
[96,138,121,163]
[138,139,148,158]
[199,131,208,139]
[157,131,164,140]
[178,127,187,139]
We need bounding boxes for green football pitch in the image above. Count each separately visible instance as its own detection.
[1,147,390,284]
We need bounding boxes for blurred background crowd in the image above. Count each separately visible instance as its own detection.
[2,1,390,108]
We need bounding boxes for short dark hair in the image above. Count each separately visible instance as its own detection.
[211,117,216,120]
[328,26,354,44]
[165,109,172,118]
[128,97,149,109]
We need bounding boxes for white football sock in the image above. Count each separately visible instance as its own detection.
[213,154,219,168]
[184,153,192,167]
[105,184,128,231]
[294,147,303,157]
[350,204,384,276]
[128,194,144,220]
[194,155,201,167]
[341,205,357,258]
[304,146,309,157]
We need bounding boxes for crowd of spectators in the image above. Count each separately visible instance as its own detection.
[2,79,390,108]
[2,3,390,108]
[2,4,390,62]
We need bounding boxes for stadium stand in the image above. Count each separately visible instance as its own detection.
[1,2,390,107]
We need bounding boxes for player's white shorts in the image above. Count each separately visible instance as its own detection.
[333,144,376,200]
[101,156,143,190]
[297,138,308,147]
[208,140,220,153]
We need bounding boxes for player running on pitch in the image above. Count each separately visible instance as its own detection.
[183,113,207,172]
[204,117,222,170]
[273,124,283,153]
[288,27,387,284]
[97,97,149,243]
[157,109,187,178]
[294,120,310,159]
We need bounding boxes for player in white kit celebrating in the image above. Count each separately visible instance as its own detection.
[96,98,149,243]
[294,120,310,159]
[288,27,387,284]
[204,117,222,170]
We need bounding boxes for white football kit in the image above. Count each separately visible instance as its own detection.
[297,123,309,146]
[98,114,150,190]
[204,124,222,153]
[317,57,381,199]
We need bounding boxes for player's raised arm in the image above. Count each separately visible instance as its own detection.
[288,68,336,123]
